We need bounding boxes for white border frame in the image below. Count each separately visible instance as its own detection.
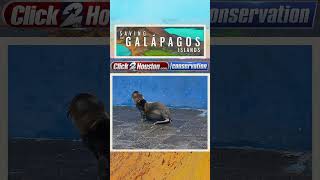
[110,73,211,152]
[113,24,207,59]
[0,39,8,180]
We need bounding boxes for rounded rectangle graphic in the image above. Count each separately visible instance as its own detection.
[111,61,169,71]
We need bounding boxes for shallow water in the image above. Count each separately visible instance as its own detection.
[112,106,208,150]
[116,44,132,56]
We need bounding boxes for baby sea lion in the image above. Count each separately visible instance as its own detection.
[67,93,109,180]
[131,91,171,125]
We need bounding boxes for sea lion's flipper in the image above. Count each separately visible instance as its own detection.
[153,118,171,125]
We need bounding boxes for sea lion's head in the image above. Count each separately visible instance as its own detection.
[131,91,144,104]
[67,93,106,135]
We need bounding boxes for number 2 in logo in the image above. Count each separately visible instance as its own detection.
[129,62,136,70]
[60,3,83,27]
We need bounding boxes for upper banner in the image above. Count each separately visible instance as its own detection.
[211,1,317,28]
[1,1,320,37]
[0,0,109,36]
[3,1,109,27]
[211,1,320,37]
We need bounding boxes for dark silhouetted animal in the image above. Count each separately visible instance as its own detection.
[67,93,109,180]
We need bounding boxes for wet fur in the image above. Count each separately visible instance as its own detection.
[133,92,171,122]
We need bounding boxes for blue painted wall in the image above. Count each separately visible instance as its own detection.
[112,76,208,109]
[9,45,109,139]
[8,44,312,151]
[212,45,312,151]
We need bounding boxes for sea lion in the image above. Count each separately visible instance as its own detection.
[67,93,109,180]
[131,91,171,125]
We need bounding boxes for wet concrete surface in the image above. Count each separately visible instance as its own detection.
[112,106,208,150]
[8,139,311,180]
[213,148,312,180]
[9,139,100,180]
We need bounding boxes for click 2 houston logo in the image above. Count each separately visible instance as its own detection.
[115,25,206,58]
[211,1,317,28]
[111,61,208,71]
[2,1,109,27]
[111,61,169,71]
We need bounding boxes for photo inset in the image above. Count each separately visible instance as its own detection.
[110,74,210,151]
